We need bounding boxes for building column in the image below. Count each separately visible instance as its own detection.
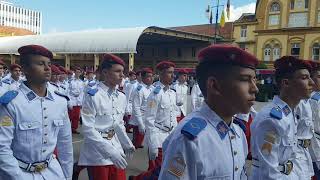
[94,54,99,71]
[10,54,16,64]
[65,54,70,70]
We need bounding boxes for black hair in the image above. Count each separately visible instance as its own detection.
[19,55,33,67]
[100,60,119,70]
[196,60,232,98]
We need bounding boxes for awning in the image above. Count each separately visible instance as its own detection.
[0,27,148,54]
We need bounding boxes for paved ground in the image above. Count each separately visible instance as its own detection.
[74,101,269,180]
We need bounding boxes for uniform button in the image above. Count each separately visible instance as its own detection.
[44,140,47,144]
[235,166,239,171]
[231,136,236,140]
[43,107,47,110]
[44,124,48,127]
[28,124,32,128]
[44,133,48,136]
[44,116,48,119]
[42,149,46,153]
[234,151,237,155]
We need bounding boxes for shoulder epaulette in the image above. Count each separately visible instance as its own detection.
[137,85,143,91]
[88,82,96,87]
[87,88,99,96]
[2,79,11,85]
[270,107,282,120]
[54,91,70,101]
[233,117,246,133]
[153,86,161,94]
[117,89,125,95]
[170,88,176,92]
[59,85,66,90]
[181,117,207,140]
[0,90,18,105]
[311,92,320,101]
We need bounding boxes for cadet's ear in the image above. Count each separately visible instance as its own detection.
[281,78,289,88]
[207,76,222,96]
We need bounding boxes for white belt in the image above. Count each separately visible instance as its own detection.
[155,122,173,132]
[252,158,293,175]
[17,155,54,173]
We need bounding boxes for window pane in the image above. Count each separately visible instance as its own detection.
[305,0,309,8]
[291,0,295,10]
[264,48,271,61]
[273,48,281,60]
[269,15,280,25]
[270,3,280,12]
[289,13,308,27]
[291,43,300,57]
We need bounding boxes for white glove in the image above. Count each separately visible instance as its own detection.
[316,161,320,169]
[67,103,73,110]
[110,151,127,169]
[125,146,135,160]
[149,148,158,160]
[138,125,145,134]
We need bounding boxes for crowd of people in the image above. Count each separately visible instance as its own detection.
[0,43,319,180]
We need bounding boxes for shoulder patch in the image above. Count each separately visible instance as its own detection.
[153,86,161,94]
[54,91,70,101]
[311,92,320,101]
[137,85,143,91]
[233,117,246,133]
[0,90,18,105]
[181,118,207,140]
[2,79,11,85]
[270,107,282,120]
[87,88,98,96]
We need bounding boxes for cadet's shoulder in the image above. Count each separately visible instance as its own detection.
[53,90,70,101]
[0,90,19,105]
[87,88,99,96]
[180,116,207,140]
[153,86,162,95]
[2,78,11,84]
[311,92,320,102]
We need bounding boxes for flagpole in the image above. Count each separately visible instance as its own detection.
[214,0,219,44]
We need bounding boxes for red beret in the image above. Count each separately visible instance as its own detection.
[177,68,188,74]
[0,58,5,66]
[51,65,61,75]
[274,56,312,74]
[73,66,82,71]
[198,44,258,69]
[102,53,125,66]
[156,61,176,70]
[309,60,320,72]
[141,67,153,74]
[10,64,21,71]
[129,71,136,76]
[18,45,53,59]
[58,66,67,74]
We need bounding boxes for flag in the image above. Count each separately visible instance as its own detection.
[226,0,230,19]
[220,11,225,28]
[206,5,210,19]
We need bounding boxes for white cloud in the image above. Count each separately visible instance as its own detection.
[226,2,256,22]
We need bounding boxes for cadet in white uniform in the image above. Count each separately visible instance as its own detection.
[129,61,177,180]
[250,56,314,180]
[129,68,154,149]
[3,64,22,91]
[294,99,314,179]
[308,61,320,178]
[78,53,135,180]
[68,67,85,133]
[0,45,73,180]
[159,45,259,180]
[0,59,9,96]
[190,82,204,111]
[172,69,189,123]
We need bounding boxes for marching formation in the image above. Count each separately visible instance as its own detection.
[0,43,320,180]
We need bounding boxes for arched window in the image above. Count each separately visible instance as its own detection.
[270,2,280,12]
[313,43,320,60]
[273,45,281,60]
[269,2,280,26]
[264,45,272,61]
